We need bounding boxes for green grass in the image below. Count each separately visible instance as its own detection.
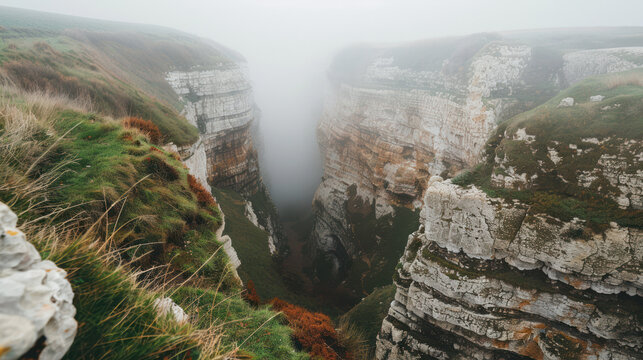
[339,285,396,357]
[0,42,199,145]
[452,70,643,230]
[33,110,236,287]
[0,5,246,146]
[41,238,198,360]
[0,90,307,359]
[173,287,308,359]
[213,188,332,312]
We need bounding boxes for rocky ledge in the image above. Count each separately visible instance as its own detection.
[375,66,643,359]
[166,62,286,255]
[375,176,642,360]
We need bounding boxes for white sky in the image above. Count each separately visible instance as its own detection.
[2,0,642,209]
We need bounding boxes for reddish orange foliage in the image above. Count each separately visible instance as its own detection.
[270,298,350,360]
[244,280,261,307]
[123,116,162,144]
[187,174,216,207]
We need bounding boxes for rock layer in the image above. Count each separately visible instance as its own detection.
[311,31,643,283]
[0,202,77,360]
[375,177,642,360]
[166,64,261,196]
[166,63,286,255]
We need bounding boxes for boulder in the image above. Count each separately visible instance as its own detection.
[154,297,188,325]
[0,202,77,360]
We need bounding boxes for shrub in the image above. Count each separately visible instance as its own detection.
[270,298,350,360]
[143,155,179,181]
[244,279,261,307]
[122,116,162,144]
[187,174,216,207]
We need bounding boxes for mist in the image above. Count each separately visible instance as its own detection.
[3,0,642,211]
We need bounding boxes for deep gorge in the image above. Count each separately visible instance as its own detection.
[0,5,641,360]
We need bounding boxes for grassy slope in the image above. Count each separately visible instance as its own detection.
[173,287,307,360]
[0,6,243,145]
[453,70,643,229]
[213,188,333,312]
[0,89,305,359]
[339,285,396,357]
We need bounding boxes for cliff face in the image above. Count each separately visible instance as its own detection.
[166,64,260,195]
[375,70,643,359]
[377,177,642,360]
[166,64,286,254]
[310,31,643,286]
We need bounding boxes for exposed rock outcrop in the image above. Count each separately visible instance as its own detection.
[374,70,643,359]
[376,177,642,360]
[154,297,188,325]
[310,30,643,285]
[166,64,260,195]
[166,62,286,255]
[0,202,77,360]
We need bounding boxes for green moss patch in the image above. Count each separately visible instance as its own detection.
[342,189,420,295]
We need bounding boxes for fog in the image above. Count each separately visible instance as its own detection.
[3,0,642,210]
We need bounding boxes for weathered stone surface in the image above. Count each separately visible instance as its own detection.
[166,62,285,258]
[375,178,642,359]
[0,202,77,360]
[312,41,535,272]
[563,47,643,84]
[154,297,188,325]
[311,35,643,282]
[491,128,642,210]
[167,64,261,196]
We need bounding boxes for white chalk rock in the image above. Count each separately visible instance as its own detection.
[0,202,77,360]
[154,297,188,325]
[590,94,605,102]
[558,97,575,107]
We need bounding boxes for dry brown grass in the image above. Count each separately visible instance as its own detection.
[0,95,233,357]
[122,116,162,144]
[0,87,87,217]
[605,71,643,88]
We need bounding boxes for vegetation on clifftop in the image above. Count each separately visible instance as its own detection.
[0,86,307,359]
[0,6,244,145]
[452,70,643,230]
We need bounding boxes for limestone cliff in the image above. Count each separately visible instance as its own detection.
[376,177,642,359]
[310,30,643,289]
[166,64,286,254]
[0,202,77,360]
[375,70,643,359]
[166,64,260,195]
